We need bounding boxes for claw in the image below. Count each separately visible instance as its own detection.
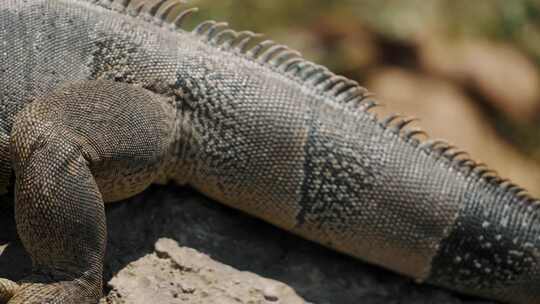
[0,278,19,303]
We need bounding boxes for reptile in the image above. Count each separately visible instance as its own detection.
[0,0,538,303]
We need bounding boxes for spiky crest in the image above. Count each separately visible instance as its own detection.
[80,0,540,206]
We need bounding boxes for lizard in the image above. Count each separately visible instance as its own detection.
[0,0,539,303]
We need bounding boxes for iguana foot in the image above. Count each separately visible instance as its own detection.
[0,278,18,303]
[2,273,101,304]
[5,80,176,303]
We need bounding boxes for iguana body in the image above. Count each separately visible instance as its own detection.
[0,0,538,303]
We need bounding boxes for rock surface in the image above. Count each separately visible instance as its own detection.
[103,238,306,304]
[0,186,494,304]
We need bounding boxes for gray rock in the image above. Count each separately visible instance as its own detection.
[104,238,305,304]
[0,186,494,304]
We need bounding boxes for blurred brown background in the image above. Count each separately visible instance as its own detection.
[182,0,540,196]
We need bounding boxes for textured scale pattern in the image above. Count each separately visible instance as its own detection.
[0,0,540,303]
[294,106,467,279]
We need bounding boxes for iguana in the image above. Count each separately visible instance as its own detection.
[0,0,538,303]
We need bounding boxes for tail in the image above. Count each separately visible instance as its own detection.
[292,102,540,304]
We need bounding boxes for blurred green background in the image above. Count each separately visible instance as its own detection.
[181,0,540,195]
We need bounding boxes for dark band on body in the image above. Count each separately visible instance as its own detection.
[426,189,540,301]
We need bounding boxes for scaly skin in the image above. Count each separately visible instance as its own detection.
[0,0,539,303]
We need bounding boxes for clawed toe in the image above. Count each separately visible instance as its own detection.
[0,278,19,303]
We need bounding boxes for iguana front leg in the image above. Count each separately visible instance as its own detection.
[0,80,178,303]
